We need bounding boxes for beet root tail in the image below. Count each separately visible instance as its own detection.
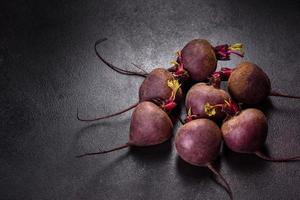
[207,163,233,200]
[77,102,138,122]
[270,91,300,99]
[77,143,130,158]
[94,38,148,77]
[255,151,300,162]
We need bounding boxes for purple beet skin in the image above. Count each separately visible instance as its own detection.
[175,118,222,166]
[180,39,217,82]
[185,83,230,121]
[175,118,232,199]
[77,101,173,157]
[221,108,300,162]
[222,108,268,153]
[129,101,173,146]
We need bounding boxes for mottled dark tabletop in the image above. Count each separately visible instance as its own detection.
[1,0,300,200]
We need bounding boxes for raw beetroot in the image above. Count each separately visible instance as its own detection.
[221,108,300,162]
[94,38,244,83]
[171,39,244,82]
[77,68,182,121]
[77,101,173,157]
[175,118,232,199]
[185,83,230,122]
[211,62,300,105]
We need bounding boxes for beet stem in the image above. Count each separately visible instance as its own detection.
[255,151,300,162]
[77,143,130,158]
[77,102,138,122]
[207,163,233,200]
[94,38,148,77]
[270,91,300,99]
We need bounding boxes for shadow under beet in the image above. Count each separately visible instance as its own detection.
[222,145,269,175]
[74,151,131,200]
[175,155,224,186]
[129,139,173,164]
[240,97,275,118]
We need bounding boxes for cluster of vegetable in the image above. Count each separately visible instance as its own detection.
[77,38,300,199]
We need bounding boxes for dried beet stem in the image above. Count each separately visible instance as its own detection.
[77,103,138,122]
[94,38,148,77]
[77,143,130,158]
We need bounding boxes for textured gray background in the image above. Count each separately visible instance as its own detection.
[1,0,300,199]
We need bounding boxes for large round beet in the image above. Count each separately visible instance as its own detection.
[77,68,183,122]
[221,108,267,153]
[175,119,233,199]
[175,119,222,166]
[181,39,217,81]
[129,101,173,146]
[221,108,300,162]
[77,101,173,157]
[185,83,230,121]
[139,68,182,102]
[227,62,271,105]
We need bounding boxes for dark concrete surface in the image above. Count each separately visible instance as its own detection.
[1,0,300,199]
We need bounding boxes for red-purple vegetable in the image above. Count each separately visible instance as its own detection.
[77,68,182,121]
[175,118,232,200]
[221,108,300,162]
[78,101,173,157]
[210,62,300,105]
[185,83,230,122]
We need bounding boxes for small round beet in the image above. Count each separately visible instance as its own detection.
[175,118,232,199]
[77,68,182,122]
[129,101,173,146]
[181,39,217,81]
[227,62,271,105]
[139,68,182,102]
[222,109,268,153]
[175,119,221,166]
[77,101,173,157]
[221,108,300,161]
[185,83,230,121]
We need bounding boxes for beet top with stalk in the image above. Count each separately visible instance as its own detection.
[185,83,230,122]
[78,101,173,157]
[175,118,233,199]
[170,39,244,82]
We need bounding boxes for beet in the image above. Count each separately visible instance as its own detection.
[175,119,232,199]
[94,38,244,84]
[223,61,300,105]
[185,83,230,122]
[139,68,182,102]
[77,101,173,157]
[170,39,244,82]
[180,39,217,81]
[221,108,300,162]
[77,68,182,121]
[228,62,271,104]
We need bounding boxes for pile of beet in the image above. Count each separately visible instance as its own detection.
[76,38,300,200]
